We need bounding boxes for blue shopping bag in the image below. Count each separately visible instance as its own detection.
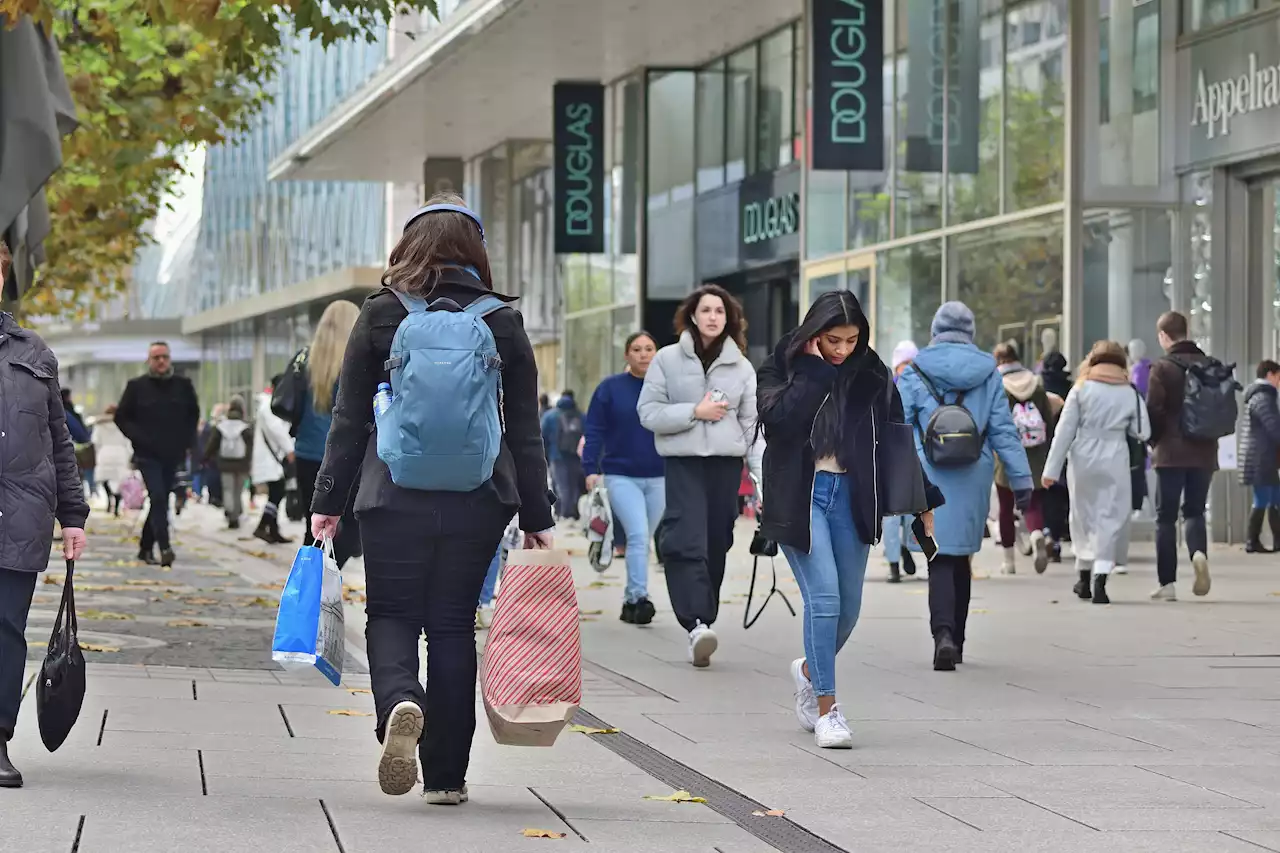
[271,540,345,686]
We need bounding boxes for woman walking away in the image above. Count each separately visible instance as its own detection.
[251,378,295,544]
[310,192,553,804]
[1238,360,1280,553]
[582,331,665,625]
[0,307,89,788]
[639,284,760,668]
[897,302,1032,671]
[1041,341,1150,604]
[1039,351,1073,562]
[884,340,920,583]
[992,341,1063,575]
[93,404,134,516]
[758,293,941,747]
[204,396,253,529]
[290,301,363,568]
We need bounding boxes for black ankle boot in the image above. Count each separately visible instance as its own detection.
[1268,507,1280,553]
[1073,569,1091,600]
[887,562,902,583]
[267,515,292,545]
[1246,508,1271,553]
[933,630,958,671]
[0,739,22,788]
[901,548,917,576]
[253,516,274,544]
[1092,574,1110,605]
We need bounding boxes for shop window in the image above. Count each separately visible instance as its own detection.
[1187,171,1213,351]
[757,27,795,173]
[647,72,696,209]
[1005,0,1066,211]
[696,60,727,194]
[952,212,1063,360]
[726,46,758,183]
[876,239,944,352]
[950,1,1004,226]
[1081,207,1176,360]
[848,10,894,250]
[806,170,847,260]
[895,48,943,237]
[1182,0,1257,32]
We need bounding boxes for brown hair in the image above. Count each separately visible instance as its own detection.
[674,284,748,368]
[993,340,1020,365]
[1157,310,1188,342]
[381,191,493,297]
[1086,340,1129,371]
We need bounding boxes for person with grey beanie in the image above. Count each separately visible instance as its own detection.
[896,302,1033,670]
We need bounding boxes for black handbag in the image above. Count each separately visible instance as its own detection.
[1128,385,1149,511]
[37,559,86,752]
[878,378,931,517]
[270,348,309,436]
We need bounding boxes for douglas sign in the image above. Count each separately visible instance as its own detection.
[811,0,884,171]
[553,82,605,254]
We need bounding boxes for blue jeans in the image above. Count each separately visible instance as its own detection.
[1253,485,1280,509]
[478,546,502,607]
[881,515,918,562]
[606,474,665,603]
[780,473,870,698]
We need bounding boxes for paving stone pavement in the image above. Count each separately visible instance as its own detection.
[3,497,1280,851]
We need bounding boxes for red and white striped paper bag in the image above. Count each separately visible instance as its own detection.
[480,549,582,747]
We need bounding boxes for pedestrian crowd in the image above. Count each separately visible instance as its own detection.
[0,199,1259,798]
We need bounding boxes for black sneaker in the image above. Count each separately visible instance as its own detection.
[933,630,958,672]
[160,548,176,568]
[139,550,159,566]
[632,598,656,625]
[619,602,637,624]
[901,548,917,576]
[886,562,902,584]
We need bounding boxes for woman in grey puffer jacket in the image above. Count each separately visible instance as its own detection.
[638,285,760,668]
[0,302,89,789]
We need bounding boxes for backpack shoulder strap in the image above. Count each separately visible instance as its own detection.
[463,295,510,319]
[391,289,428,314]
[911,365,947,405]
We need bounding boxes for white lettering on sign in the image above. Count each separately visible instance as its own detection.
[1191,52,1280,138]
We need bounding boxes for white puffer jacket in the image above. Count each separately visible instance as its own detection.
[638,332,762,477]
[251,391,295,486]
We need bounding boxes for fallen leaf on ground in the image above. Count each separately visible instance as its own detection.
[520,829,565,839]
[183,597,220,606]
[587,581,612,588]
[327,709,373,716]
[43,574,65,585]
[969,608,989,614]
[107,559,143,568]
[167,619,207,628]
[1270,591,1280,597]
[578,609,603,616]
[198,571,235,577]
[124,578,166,586]
[346,688,372,695]
[78,610,135,621]
[568,725,618,735]
[79,571,124,579]
[78,584,124,592]
[254,583,282,590]
[245,550,274,560]
[179,609,198,615]
[578,616,597,622]
[643,791,706,804]
[752,809,786,817]
[238,596,274,608]
[78,643,120,653]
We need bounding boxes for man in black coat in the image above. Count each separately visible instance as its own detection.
[115,342,200,566]
[1240,360,1280,553]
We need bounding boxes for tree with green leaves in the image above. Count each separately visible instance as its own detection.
[0,0,438,321]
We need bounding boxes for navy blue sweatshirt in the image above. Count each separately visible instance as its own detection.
[581,372,665,479]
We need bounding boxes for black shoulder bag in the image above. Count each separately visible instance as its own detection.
[37,559,87,752]
[270,348,310,437]
[878,375,930,517]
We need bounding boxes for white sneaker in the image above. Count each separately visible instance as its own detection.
[1191,551,1211,596]
[790,658,819,732]
[814,704,853,749]
[378,701,424,796]
[1150,583,1177,602]
[1016,528,1032,556]
[1113,564,1128,575]
[423,785,468,805]
[688,623,718,668]
[1031,530,1049,574]
[1001,547,1016,575]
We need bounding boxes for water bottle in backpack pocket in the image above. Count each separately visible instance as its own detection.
[376,291,508,491]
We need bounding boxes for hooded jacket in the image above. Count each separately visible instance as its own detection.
[1146,340,1218,470]
[994,363,1062,487]
[204,400,254,476]
[0,314,90,572]
[757,320,944,551]
[115,369,200,465]
[898,340,1033,556]
[1240,380,1280,487]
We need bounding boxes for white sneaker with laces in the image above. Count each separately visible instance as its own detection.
[1191,551,1211,596]
[422,785,468,805]
[1031,529,1049,574]
[1113,564,1128,575]
[688,623,718,668]
[1001,547,1017,575]
[378,701,424,796]
[1150,583,1177,601]
[790,658,818,732]
[814,704,853,749]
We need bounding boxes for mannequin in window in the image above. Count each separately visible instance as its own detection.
[1129,338,1152,397]
[1034,328,1059,375]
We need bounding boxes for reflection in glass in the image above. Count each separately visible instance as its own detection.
[876,240,943,352]
[953,213,1064,359]
[647,72,696,208]
[696,60,727,194]
[1005,0,1067,211]
[895,50,943,236]
[807,170,847,260]
[849,8,893,250]
[1081,208,1176,358]
[1182,0,1256,32]
[808,270,846,309]
[1188,172,1213,351]
[757,27,795,173]
[1094,1,1161,187]
[949,0,1004,225]
[726,46,758,183]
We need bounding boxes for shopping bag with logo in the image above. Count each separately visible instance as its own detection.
[271,538,345,686]
[480,549,581,746]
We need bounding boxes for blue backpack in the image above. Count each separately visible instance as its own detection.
[376,290,507,491]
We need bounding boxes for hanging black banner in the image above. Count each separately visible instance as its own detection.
[811,0,885,171]
[904,0,980,174]
[553,82,605,254]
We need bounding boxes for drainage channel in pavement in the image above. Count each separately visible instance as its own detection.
[572,707,847,853]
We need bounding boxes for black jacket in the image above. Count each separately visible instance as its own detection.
[1240,380,1280,487]
[0,314,90,572]
[757,335,944,551]
[311,268,554,535]
[116,372,200,465]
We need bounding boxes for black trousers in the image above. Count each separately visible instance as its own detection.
[296,457,361,569]
[137,457,177,553]
[0,569,38,741]
[1155,467,1213,586]
[658,456,742,632]
[928,554,972,648]
[360,508,504,791]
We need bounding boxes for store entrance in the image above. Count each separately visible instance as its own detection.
[709,263,799,366]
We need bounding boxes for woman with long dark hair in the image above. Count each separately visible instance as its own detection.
[310,192,553,805]
[758,292,942,747]
[581,331,665,625]
[638,284,760,667]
